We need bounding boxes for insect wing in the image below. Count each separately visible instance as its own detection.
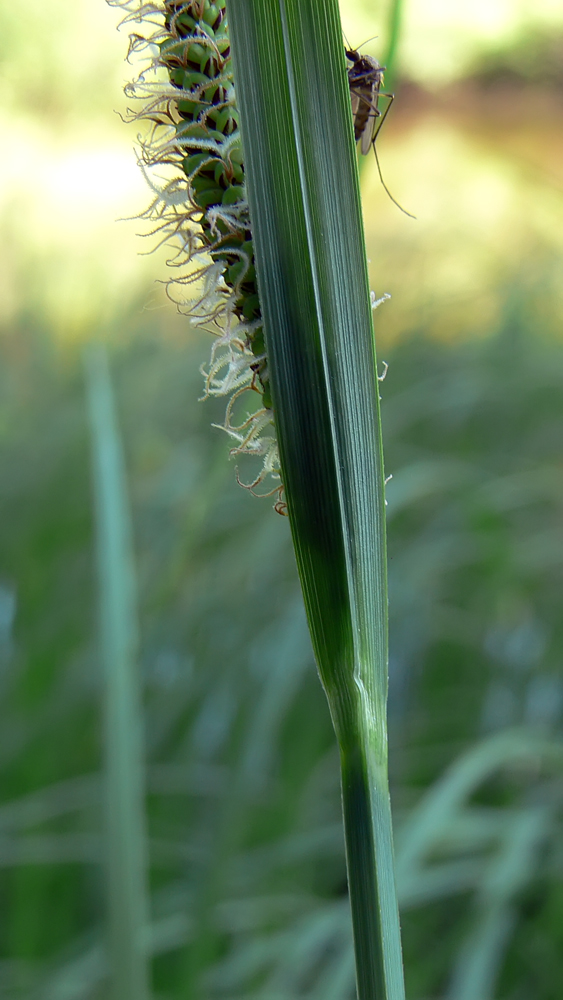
[360,100,377,155]
[350,89,361,121]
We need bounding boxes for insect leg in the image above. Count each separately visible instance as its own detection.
[372,143,415,218]
[370,92,416,219]
[371,91,394,142]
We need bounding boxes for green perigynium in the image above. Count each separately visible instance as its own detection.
[112,0,282,505]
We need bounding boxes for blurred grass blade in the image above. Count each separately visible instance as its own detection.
[383,0,406,88]
[396,728,563,882]
[84,343,151,1000]
[227,2,404,997]
[446,806,551,1000]
[39,944,106,1000]
[312,946,356,1000]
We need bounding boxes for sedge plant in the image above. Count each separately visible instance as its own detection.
[113,0,405,996]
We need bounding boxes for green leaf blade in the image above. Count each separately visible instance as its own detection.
[227,1,405,997]
[228,0,386,722]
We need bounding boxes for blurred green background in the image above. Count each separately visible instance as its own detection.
[1,1,563,998]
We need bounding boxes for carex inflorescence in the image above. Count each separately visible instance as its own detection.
[112,0,281,502]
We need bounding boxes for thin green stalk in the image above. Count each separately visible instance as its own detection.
[383,0,406,90]
[226,1,405,997]
[84,343,151,1000]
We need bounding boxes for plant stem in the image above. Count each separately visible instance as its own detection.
[226,0,405,995]
[384,0,405,90]
[341,744,404,999]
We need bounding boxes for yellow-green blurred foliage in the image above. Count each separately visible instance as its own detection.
[2,0,561,344]
[0,1,170,338]
[341,2,563,345]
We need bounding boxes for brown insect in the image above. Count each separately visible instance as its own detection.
[346,49,389,153]
[346,47,415,218]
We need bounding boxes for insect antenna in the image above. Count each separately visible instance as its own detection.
[343,31,379,51]
[357,35,379,49]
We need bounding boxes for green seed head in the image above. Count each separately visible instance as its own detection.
[112,0,282,506]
